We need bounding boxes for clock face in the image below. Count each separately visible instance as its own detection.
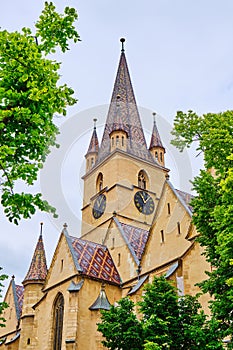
[92,194,106,219]
[134,191,155,215]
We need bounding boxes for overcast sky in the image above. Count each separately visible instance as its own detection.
[1,0,233,292]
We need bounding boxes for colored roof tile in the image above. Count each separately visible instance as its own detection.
[120,222,149,261]
[98,47,154,164]
[23,234,48,283]
[15,285,24,317]
[70,236,121,285]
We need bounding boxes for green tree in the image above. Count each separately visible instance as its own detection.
[0,269,8,327]
[171,110,233,347]
[139,276,180,349]
[97,297,144,350]
[0,2,80,224]
[98,276,223,349]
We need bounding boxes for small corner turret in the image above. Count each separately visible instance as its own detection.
[149,112,166,167]
[85,118,99,172]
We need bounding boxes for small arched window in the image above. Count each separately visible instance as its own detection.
[96,173,103,192]
[112,137,114,146]
[122,136,124,146]
[116,135,119,146]
[160,152,163,162]
[53,293,64,350]
[155,151,158,159]
[138,170,147,190]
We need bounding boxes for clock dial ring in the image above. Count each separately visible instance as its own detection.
[134,190,154,215]
[92,194,106,219]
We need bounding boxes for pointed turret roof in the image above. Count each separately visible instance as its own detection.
[86,119,99,156]
[98,38,154,163]
[23,224,48,285]
[149,113,165,150]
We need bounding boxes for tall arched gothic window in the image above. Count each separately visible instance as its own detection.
[96,173,103,192]
[53,293,64,350]
[138,170,147,190]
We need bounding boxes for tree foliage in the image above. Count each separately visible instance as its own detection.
[171,110,233,347]
[0,2,80,224]
[98,276,223,349]
[97,297,144,350]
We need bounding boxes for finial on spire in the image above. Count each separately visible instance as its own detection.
[63,223,68,228]
[152,112,156,124]
[40,222,43,236]
[120,38,125,52]
[93,118,97,129]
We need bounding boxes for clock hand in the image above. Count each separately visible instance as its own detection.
[139,192,146,203]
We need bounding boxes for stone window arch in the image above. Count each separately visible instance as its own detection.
[96,172,103,192]
[53,293,64,350]
[138,170,148,190]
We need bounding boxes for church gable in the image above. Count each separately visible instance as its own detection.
[44,229,78,291]
[0,278,23,340]
[142,180,192,271]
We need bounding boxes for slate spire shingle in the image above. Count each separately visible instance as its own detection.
[23,223,48,285]
[98,38,154,163]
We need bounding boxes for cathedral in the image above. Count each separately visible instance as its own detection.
[0,39,210,350]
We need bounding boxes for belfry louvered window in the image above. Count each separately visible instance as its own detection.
[138,170,147,190]
[53,293,64,350]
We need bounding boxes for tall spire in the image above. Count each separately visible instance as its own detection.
[23,223,48,285]
[98,38,153,163]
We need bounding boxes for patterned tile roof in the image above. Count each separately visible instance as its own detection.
[97,45,155,164]
[15,285,24,318]
[149,119,165,150]
[86,127,99,155]
[70,236,121,285]
[120,222,149,261]
[23,234,48,284]
[11,277,24,320]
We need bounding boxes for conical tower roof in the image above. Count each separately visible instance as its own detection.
[86,119,99,156]
[149,114,165,150]
[23,224,48,285]
[97,38,153,163]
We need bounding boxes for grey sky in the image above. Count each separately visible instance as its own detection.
[1,1,233,291]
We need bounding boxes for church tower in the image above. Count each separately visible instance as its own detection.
[81,39,169,241]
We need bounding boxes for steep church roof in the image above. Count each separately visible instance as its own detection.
[86,119,99,156]
[149,114,165,150]
[113,217,149,265]
[11,277,24,320]
[70,236,121,285]
[23,226,48,284]
[97,38,154,164]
